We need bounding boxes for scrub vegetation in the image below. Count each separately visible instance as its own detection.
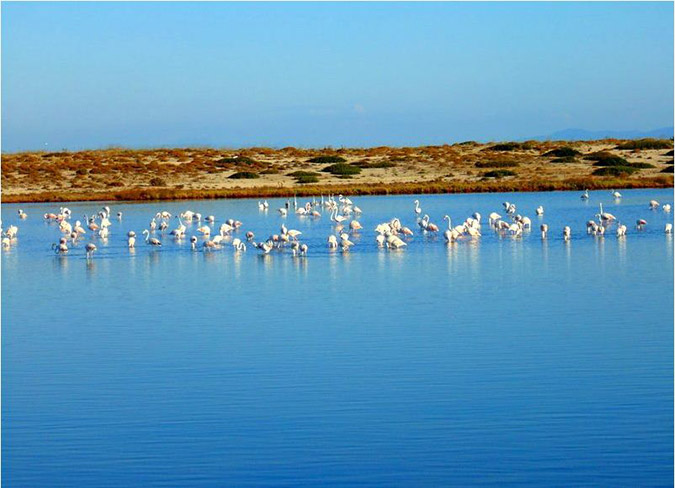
[2,139,672,203]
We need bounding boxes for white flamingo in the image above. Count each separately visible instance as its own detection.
[85,243,97,258]
[143,229,162,246]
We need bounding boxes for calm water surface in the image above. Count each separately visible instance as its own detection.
[2,189,673,486]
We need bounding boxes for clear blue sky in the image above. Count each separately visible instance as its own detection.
[2,2,673,151]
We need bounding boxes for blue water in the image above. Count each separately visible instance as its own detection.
[2,189,673,487]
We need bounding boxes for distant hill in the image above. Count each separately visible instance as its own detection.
[526,127,674,141]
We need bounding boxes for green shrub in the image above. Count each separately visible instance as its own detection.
[259,168,280,175]
[628,162,655,169]
[585,152,630,166]
[485,142,525,152]
[664,150,674,156]
[354,161,397,169]
[475,161,519,168]
[216,156,258,166]
[660,166,674,173]
[149,177,167,186]
[550,156,577,164]
[229,171,259,179]
[322,163,362,175]
[287,171,320,177]
[544,147,580,157]
[615,139,673,150]
[483,169,517,178]
[308,155,346,164]
[592,166,639,176]
[296,174,319,184]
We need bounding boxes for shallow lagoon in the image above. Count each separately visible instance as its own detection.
[2,188,673,487]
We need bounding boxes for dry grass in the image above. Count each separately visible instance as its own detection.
[2,140,672,203]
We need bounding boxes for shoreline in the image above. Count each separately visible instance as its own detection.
[2,177,671,204]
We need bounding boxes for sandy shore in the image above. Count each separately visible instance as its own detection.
[2,140,672,203]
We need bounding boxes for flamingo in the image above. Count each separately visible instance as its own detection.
[350,220,363,232]
[87,218,99,232]
[563,226,571,241]
[424,215,439,232]
[327,235,338,249]
[413,200,422,215]
[616,224,627,237]
[142,229,162,246]
[665,223,673,234]
[540,224,548,239]
[663,204,671,213]
[331,208,347,224]
[18,209,27,219]
[386,233,407,249]
[597,203,616,222]
[287,229,302,240]
[234,240,247,252]
[535,206,544,216]
[190,236,198,250]
[171,217,186,237]
[5,225,18,239]
[128,235,136,248]
[85,243,97,258]
[443,216,461,243]
[255,241,274,254]
[203,239,219,251]
[581,190,590,200]
[636,219,647,230]
[520,216,532,229]
[612,191,622,199]
[649,200,660,210]
[52,238,68,254]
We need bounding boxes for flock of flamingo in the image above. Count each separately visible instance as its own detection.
[0,190,672,259]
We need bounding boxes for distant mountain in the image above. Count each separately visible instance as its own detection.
[526,127,674,141]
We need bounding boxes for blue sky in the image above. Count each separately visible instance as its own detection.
[2,2,673,151]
